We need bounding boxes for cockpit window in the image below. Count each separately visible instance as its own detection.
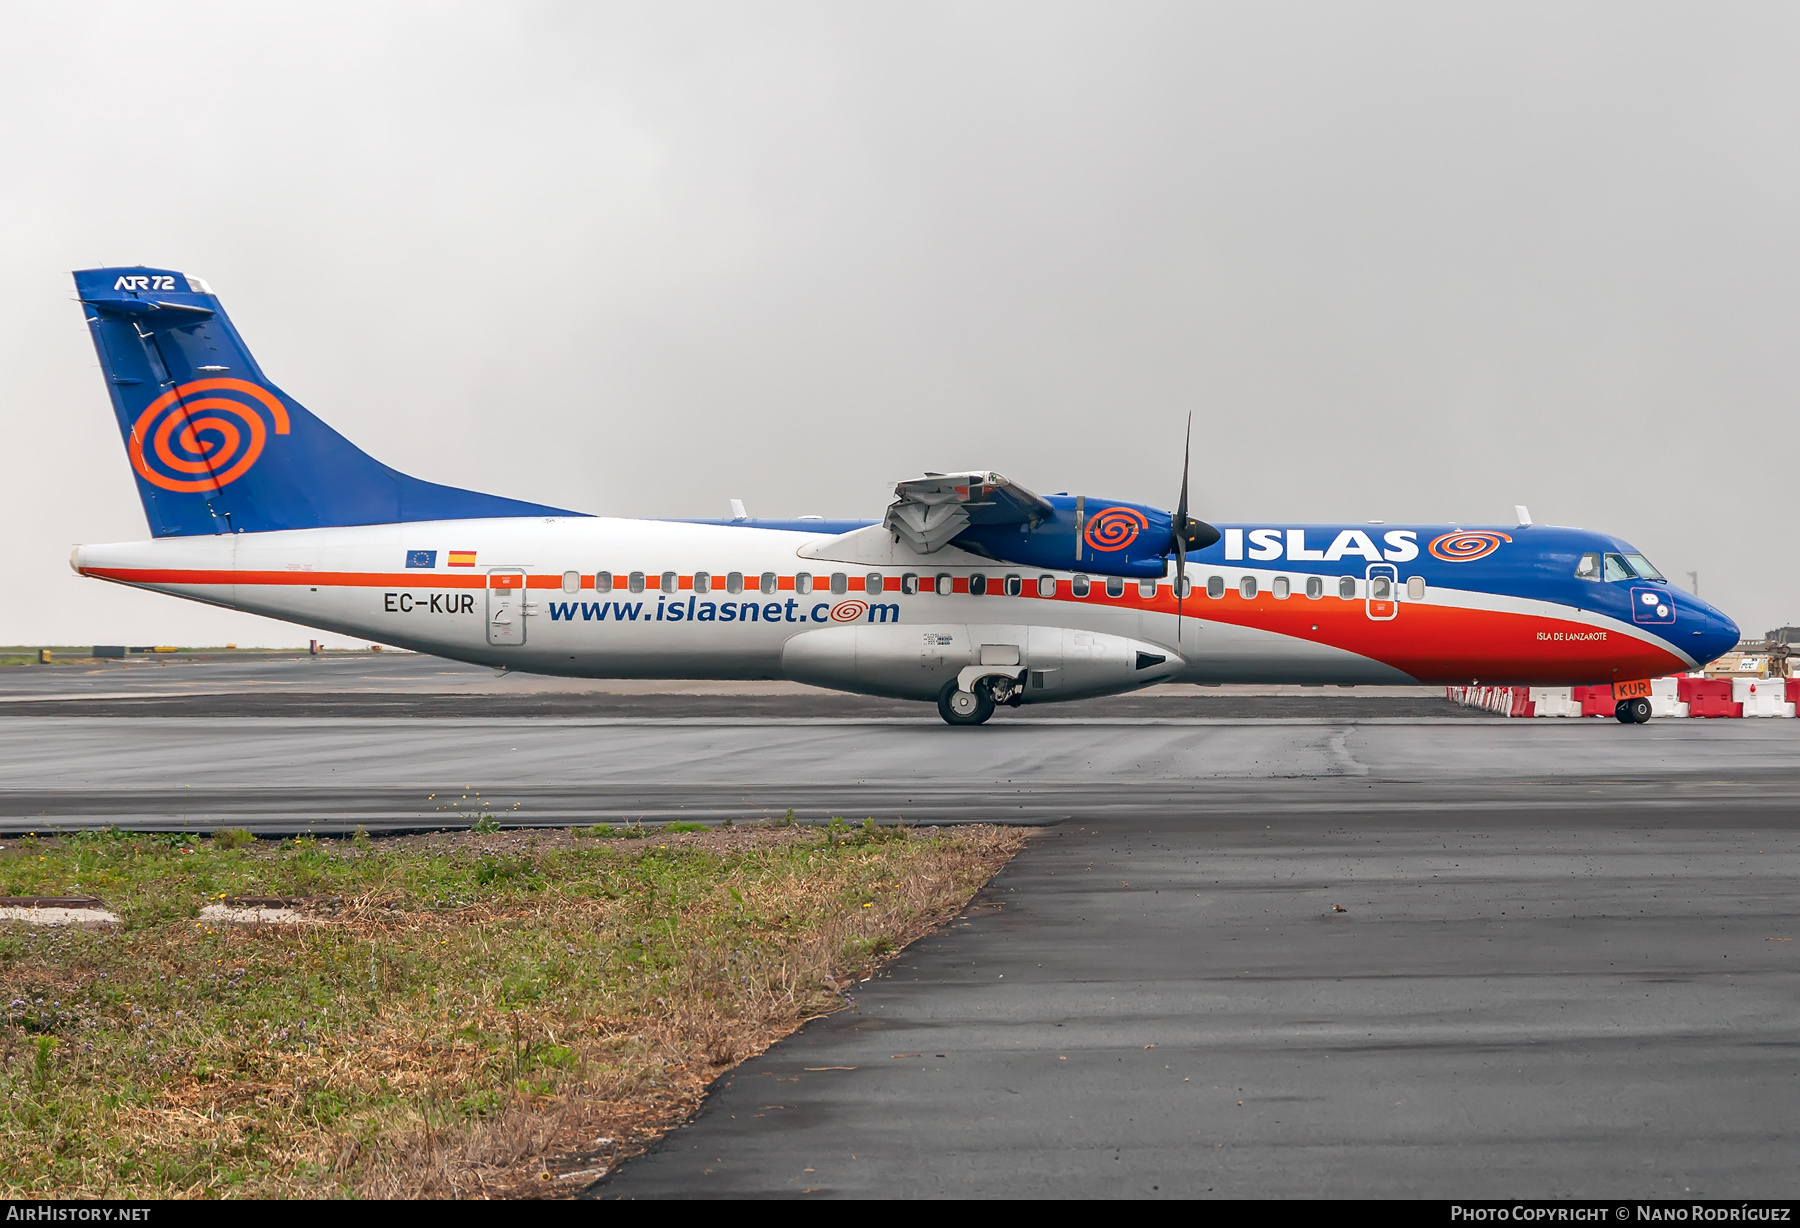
[1623,553,1664,581]
[1574,552,1601,581]
[1602,553,1636,582]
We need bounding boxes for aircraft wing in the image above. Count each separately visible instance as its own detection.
[883,471,1055,554]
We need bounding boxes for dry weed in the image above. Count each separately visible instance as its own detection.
[0,823,1024,1198]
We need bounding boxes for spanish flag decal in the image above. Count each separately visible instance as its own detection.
[447,550,477,567]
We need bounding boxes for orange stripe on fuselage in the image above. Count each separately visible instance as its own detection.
[84,567,490,589]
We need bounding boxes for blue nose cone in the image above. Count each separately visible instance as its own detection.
[1687,598,1739,668]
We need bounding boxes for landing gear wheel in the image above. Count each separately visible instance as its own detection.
[937,680,995,726]
[1615,698,1653,724]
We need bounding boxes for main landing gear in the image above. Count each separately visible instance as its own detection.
[938,681,993,726]
[1615,697,1652,724]
[936,676,1024,726]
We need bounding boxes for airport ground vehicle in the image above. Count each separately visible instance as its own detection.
[69,267,1738,724]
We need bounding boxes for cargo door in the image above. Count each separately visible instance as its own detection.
[487,569,527,645]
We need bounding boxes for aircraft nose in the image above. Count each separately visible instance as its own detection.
[1687,598,1739,668]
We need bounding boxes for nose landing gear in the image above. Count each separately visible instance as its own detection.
[1615,697,1652,724]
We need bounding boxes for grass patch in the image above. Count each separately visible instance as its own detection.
[0,822,1022,1198]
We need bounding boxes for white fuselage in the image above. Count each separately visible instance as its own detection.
[73,516,1429,702]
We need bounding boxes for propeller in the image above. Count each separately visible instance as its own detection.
[1170,414,1221,641]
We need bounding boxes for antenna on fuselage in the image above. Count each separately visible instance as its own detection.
[1514,505,1533,525]
[730,499,748,521]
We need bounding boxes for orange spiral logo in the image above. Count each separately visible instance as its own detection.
[127,378,290,494]
[1428,530,1511,562]
[1084,506,1145,553]
[829,600,868,623]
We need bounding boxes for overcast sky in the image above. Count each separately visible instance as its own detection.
[4,1,1796,646]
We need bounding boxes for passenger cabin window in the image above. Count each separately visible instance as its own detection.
[1338,576,1356,599]
[1602,554,1635,582]
[1175,576,1191,598]
[1138,579,1157,599]
[1623,553,1664,581]
[628,571,645,593]
[660,571,677,594]
[1072,575,1091,597]
[1272,576,1290,600]
[759,572,777,594]
[595,571,613,593]
[1239,576,1258,599]
[936,573,953,595]
[1037,575,1057,597]
[1305,576,1323,600]
[1406,575,1426,601]
[694,571,711,594]
[562,570,580,594]
[1369,574,1393,600]
[1005,575,1023,597]
[726,571,743,594]
[830,572,847,595]
[866,573,884,596]
[970,573,988,596]
[1206,575,1224,599]
[1574,552,1601,581]
[795,572,813,594]
[1106,576,1125,598]
[901,573,920,595]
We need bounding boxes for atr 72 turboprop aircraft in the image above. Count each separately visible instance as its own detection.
[68,267,1739,725]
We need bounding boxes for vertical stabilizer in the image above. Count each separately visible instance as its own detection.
[74,267,581,536]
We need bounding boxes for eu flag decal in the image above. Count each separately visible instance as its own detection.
[406,550,437,569]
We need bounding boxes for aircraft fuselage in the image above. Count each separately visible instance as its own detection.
[74,514,1733,703]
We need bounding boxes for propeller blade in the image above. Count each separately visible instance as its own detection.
[1170,413,1221,561]
[1175,413,1191,527]
[1175,532,1187,642]
[1175,414,1191,642]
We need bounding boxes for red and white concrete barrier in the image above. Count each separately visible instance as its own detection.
[1446,678,1800,717]
[1735,677,1797,717]
[1444,685,1536,717]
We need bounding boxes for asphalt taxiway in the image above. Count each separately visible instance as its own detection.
[0,652,1487,720]
[0,654,1522,832]
[597,795,1800,1199]
[4,702,1800,832]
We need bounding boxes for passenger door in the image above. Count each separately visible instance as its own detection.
[487,569,527,645]
[1365,563,1398,621]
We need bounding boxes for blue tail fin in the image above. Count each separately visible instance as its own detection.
[73,267,582,536]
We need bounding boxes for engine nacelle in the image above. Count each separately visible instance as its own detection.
[952,494,1177,579]
[780,622,1184,703]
